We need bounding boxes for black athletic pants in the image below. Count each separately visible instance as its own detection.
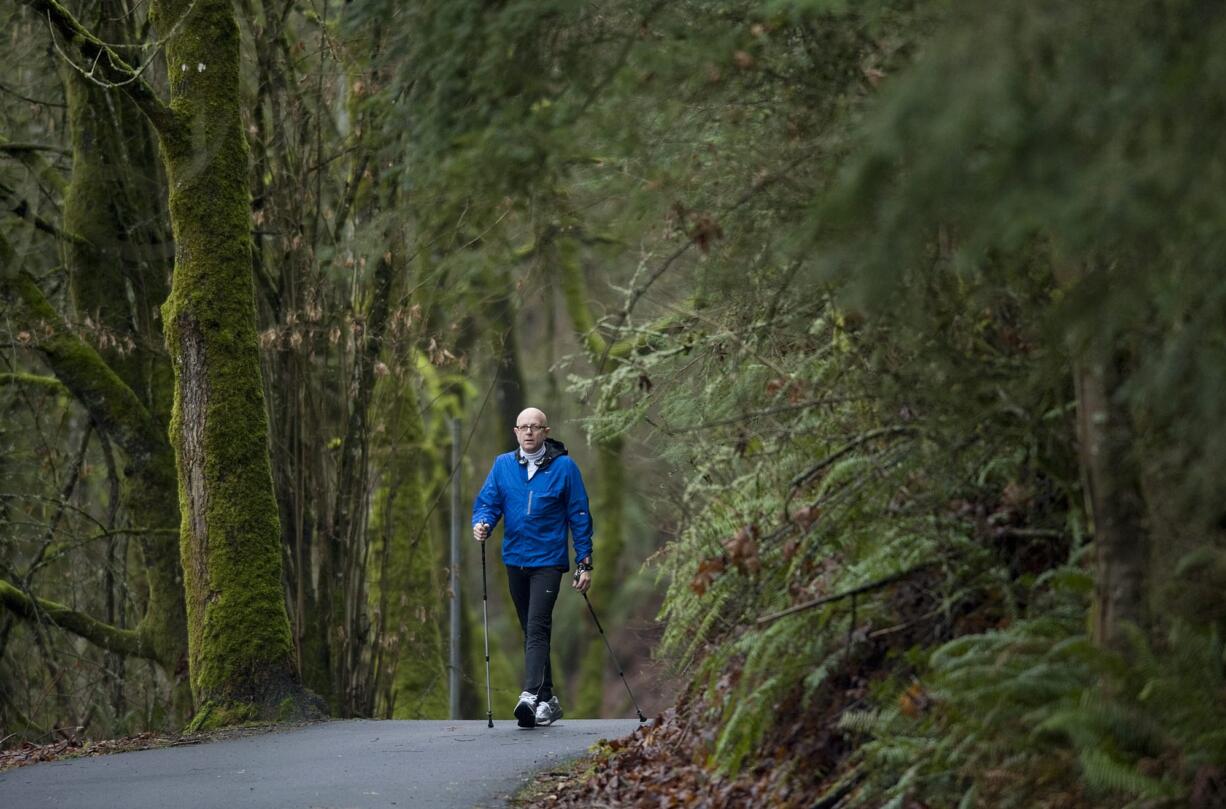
[505,565,564,702]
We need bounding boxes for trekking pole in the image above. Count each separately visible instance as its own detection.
[481,537,493,728]
[576,574,648,723]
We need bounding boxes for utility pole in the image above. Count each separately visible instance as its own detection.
[449,418,462,719]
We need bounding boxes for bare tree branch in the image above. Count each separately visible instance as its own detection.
[3,193,90,248]
[755,562,937,626]
[0,79,66,108]
[588,153,816,383]
[17,0,181,139]
[0,134,68,197]
[0,143,70,157]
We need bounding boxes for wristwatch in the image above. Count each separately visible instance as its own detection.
[577,561,593,573]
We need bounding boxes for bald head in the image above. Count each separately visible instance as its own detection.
[513,407,550,453]
[516,407,548,427]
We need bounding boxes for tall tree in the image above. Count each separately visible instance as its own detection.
[19,0,322,726]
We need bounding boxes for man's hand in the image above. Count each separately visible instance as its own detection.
[572,569,591,594]
[473,522,490,543]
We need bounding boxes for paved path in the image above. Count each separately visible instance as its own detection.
[0,719,641,809]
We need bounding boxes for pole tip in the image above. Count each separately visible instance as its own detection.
[637,711,647,723]
[487,714,494,728]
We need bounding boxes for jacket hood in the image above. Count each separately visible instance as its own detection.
[517,437,568,468]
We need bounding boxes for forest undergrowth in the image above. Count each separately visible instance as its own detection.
[4,1,1226,806]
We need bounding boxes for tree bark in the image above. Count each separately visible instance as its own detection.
[1072,352,1148,650]
[1055,260,1149,652]
[329,247,397,715]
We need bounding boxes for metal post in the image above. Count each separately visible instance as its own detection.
[449,417,462,719]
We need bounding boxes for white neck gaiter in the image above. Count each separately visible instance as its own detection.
[522,443,547,480]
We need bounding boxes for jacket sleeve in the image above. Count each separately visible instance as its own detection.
[566,460,594,564]
[472,461,503,529]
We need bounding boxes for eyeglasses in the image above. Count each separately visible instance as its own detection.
[515,425,547,433]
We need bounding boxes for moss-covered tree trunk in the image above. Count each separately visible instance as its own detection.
[555,235,630,717]
[368,379,449,718]
[574,437,626,716]
[151,0,319,726]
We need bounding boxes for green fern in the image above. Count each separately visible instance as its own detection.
[1078,749,1175,799]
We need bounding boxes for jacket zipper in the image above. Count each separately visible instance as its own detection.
[527,491,533,515]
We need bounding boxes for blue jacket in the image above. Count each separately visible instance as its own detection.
[472,438,594,568]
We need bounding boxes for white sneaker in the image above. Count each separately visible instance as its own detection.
[534,696,562,726]
[514,691,538,728]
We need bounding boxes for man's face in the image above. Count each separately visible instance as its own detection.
[514,410,549,453]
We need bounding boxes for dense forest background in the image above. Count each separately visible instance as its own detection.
[3,0,1225,806]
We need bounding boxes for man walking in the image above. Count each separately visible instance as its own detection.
[472,407,594,728]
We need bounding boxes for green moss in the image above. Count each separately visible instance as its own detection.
[0,373,69,395]
[0,579,147,659]
[556,237,610,360]
[185,700,257,733]
[276,697,297,722]
[5,272,161,463]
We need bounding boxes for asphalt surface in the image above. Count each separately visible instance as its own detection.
[0,718,642,809]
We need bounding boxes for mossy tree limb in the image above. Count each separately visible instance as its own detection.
[0,270,186,672]
[555,234,684,360]
[0,579,154,660]
[0,271,161,463]
[556,235,617,361]
[0,373,69,394]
